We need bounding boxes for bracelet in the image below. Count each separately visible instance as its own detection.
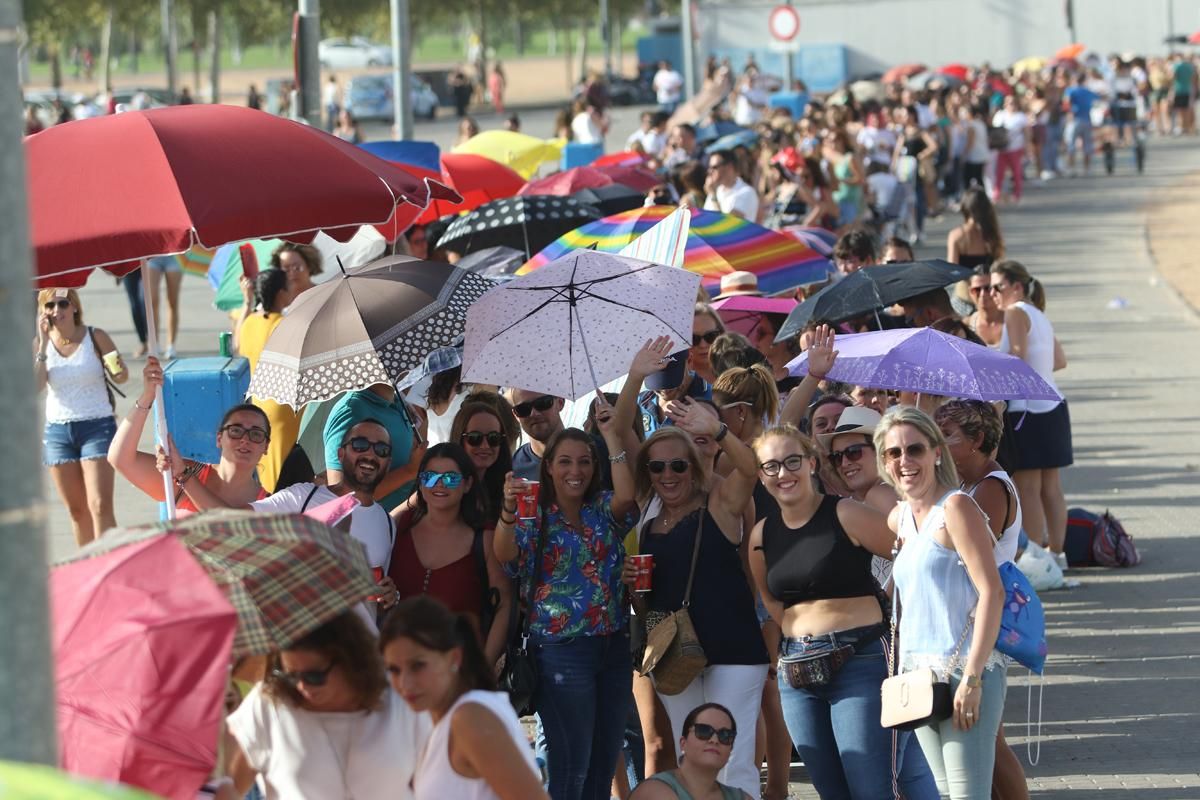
[34,353,47,363]
[714,423,729,443]
[174,471,193,488]
[498,513,516,526]
[133,400,152,411]
[608,449,627,464]
[963,673,982,689]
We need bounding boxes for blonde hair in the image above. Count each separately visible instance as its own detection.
[752,423,820,461]
[990,259,1045,311]
[37,288,83,326]
[712,363,779,422]
[634,428,711,504]
[872,406,959,496]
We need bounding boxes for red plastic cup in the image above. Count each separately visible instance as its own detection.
[516,480,540,520]
[368,566,385,602]
[631,554,653,593]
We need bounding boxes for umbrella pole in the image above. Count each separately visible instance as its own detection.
[141,260,178,520]
[572,304,604,399]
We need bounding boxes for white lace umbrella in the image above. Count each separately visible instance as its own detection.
[462,250,700,400]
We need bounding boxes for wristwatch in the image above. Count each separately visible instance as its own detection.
[963,673,982,689]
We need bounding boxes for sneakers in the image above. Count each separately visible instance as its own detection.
[1052,550,1070,572]
[1040,170,1057,181]
[163,345,177,361]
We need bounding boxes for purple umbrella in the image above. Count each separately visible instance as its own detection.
[786,327,1063,402]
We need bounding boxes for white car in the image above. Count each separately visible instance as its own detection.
[318,37,392,69]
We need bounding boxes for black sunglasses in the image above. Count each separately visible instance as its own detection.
[461,430,504,447]
[648,459,690,474]
[272,660,336,688]
[43,299,71,310]
[343,436,392,459]
[692,330,721,347]
[221,424,269,444]
[513,395,556,418]
[759,454,809,477]
[828,443,874,468]
[883,442,930,462]
[691,723,736,745]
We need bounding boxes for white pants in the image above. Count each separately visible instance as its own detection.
[656,663,769,798]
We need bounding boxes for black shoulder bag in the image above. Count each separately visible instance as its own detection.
[498,520,548,717]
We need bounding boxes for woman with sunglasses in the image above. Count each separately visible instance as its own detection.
[493,400,638,800]
[628,704,751,800]
[381,596,548,800]
[748,424,924,799]
[690,305,726,385]
[963,267,1005,346]
[225,610,429,800]
[625,400,766,799]
[450,399,515,526]
[875,407,1006,799]
[35,287,127,546]
[108,357,270,515]
[389,444,512,666]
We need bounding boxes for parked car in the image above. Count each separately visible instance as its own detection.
[345,74,438,121]
[319,37,392,69]
[103,87,175,110]
[23,89,86,127]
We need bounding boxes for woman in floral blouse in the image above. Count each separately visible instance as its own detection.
[494,398,637,800]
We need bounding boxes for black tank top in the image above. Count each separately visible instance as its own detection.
[761,495,876,607]
[957,252,992,269]
[643,508,768,666]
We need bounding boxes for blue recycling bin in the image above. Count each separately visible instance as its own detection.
[161,356,251,465]
[562,141,604,170]
[770,91,810,120]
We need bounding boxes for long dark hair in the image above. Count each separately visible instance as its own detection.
[537,428,603,515]
[427,365,463,409]
[412,443,485,531]
[448,401,513,524]
[379,596,495,692]
[961,187,1004,260]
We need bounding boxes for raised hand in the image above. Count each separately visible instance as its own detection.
[805,324,838,380]
[664,396,722,437]
[629,336,676,381]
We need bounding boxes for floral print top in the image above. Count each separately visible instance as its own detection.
[504,490,638,641]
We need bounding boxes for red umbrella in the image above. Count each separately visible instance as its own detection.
[594,164,660,192]
[593,150,648,168]
[51,534,237,799]
[1189,30,1200,45]
[377,153,526,239]
[1055,43,1086,60]
[937,63,970,81]
[519,166,614,196]
[988,76,1014,96]
[27,104,457,288]
[882,63,926,84]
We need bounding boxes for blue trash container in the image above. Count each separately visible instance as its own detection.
[161,356,252,465]
[562,141,604,169]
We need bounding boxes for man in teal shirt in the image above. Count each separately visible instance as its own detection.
[323,383,422,512]
[1170,53,1196,135]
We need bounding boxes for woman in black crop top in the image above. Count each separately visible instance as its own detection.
[748,424,939,800]
[622,403,767,799]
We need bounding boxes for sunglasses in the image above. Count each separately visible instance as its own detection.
[344,437,392,459]
[648,459,690,474]
[419,470,465,489]
[969,285,988,296]
[513,395,556,418]
[43,299,71,311]
[692,330,721,347]
[707,162,726,172]
[759,454,809,477]
[221,424,269,444]
[461,430,504,448]
[690,723,736,745]
[828,443,873,468]
[988,283,1009,293]
[272,660,336,688]
[882,442,930,462]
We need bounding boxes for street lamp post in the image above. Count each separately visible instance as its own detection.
[390,0,413,139]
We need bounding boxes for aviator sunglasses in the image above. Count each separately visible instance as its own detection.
[648,459,690,474]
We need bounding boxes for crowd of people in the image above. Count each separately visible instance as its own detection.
[31,45,1142,800]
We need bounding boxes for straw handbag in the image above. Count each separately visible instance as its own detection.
[640,508,707,695]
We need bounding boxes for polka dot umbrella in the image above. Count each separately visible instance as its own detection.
[435,195,603,260]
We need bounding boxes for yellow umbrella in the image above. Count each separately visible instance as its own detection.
[1013,56,1046,75]
[453,130,562,179]
[0,761,165,798]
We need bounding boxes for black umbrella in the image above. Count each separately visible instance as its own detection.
[436,195,603,259]
[570,184,646,216]
[775,259,975,340]
[455,245,527,280]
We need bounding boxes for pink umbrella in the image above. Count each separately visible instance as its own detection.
[51,535,237,799]
[711,295,798,337]
[519,166,614,196]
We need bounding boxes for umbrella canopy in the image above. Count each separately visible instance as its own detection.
[569,184,646,216]
[51,535,237,798]
[520,166,615,196]
[455,245,528,280]
[436,195,603,258]
[595,164,660,192]
[59,510,379,658]
[775,260,974,340]
[593,150,649,167]
[780,224,837,258]
[358,139,442,173]
[786,327,1063,402]
[695,119,748,143]
[1012,56,1047,75]
[26,105,457,288]
[452,130,563,179]
[248,255,494,408]
[172,244,215,277]
[0,762,164,799]
[907,70,962,90]
[882,63,927,83]
[463,250,701,400]
[849,80,884,103]
[937,62,970,81]
[711,295,797,337]
[1189,30,1200,45]
[524,205,832,296]
[706,129,760,153]
[1055,43,1086,60]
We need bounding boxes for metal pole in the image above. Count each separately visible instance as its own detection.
[297,0,321,127]
[0,0,58,766]
[161,0,177,97]
[390,0,413,139]
[140,261,177,520]
[681,0,695,100]
[207,7,220,104]
[783,0,795,91]
[1166,0,1175,54]
[600,0,611,78]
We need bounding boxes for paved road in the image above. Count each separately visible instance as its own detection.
[39,133,1200,795]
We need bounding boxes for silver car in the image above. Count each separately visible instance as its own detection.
[318,37,392,69]
[345,74,438,121]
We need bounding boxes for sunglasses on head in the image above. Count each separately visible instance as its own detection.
[344,437,392,458]
[828,442,873,468]
[883,442,930,462]
[690,723,736,745]
[272,660,336,688]
[43,299,71,311]
[221,424,269,444]
[419,470,465,489]
[648,459,690,474]
[693,330,721,347]
[461,430,504,447]
[759,454,809,477]
[513,394,556,418]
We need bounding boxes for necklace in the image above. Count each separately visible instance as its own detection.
[658,500,700,531]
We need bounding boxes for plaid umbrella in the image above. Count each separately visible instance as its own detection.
[58,510,377,659]
[248,255,494,407]
[437,195,602,259]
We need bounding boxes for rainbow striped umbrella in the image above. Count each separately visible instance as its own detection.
[521,206,833,296]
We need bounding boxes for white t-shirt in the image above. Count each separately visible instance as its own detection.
[915,103,936,130]
[228,685,430,800]
[572,111,604,145]
[626,128,667,157]
[704,177,759,221]
[991,109,1028,153]
[323,82,340,107]
[733,86,770,126]
[413,690,538,800]
[653,69,683,105]
[252,484,395,569]
[857,126,897,167]
[964,119,990,163]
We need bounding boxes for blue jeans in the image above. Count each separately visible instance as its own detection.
[777,631,938,800]
[534,630,632,800]
[913,668,1006,800]
[1043,120,1063,173]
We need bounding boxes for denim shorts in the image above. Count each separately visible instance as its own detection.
[43,416,117,466]
[146,255,181,273]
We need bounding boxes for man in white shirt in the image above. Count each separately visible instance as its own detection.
[653,60,684,114]
[323,75,341,132]
[625,110,669,157]
[703,149,759,220]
